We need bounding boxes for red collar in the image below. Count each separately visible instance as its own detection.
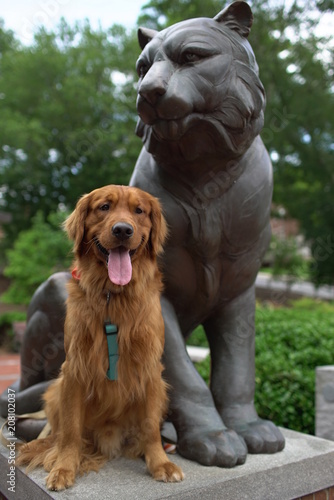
[71,267,81,280]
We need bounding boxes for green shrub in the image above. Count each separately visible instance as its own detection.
[189,300,334,435]
[188,325,208,347]
[0,311,27,352]
[1,210,72,304]
[268,236,310,281]
[287,297,334,313]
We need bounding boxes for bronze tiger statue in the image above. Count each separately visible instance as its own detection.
[1,1,284,467]
[130,0,284,466]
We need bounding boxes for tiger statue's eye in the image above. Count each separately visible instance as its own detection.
[182,52,201,63]
[137,60,150,78]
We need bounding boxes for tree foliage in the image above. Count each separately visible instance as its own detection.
[0,1,334,284]
[250,2,334,285]
[0,20,141,244]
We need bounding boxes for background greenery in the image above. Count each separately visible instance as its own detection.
[2,210,72,304]
[0,311,26,352]
[0,0,333,284]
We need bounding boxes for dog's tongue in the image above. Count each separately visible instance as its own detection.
[108,248,132,286]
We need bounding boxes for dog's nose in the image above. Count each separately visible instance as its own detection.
[112,222,134,240]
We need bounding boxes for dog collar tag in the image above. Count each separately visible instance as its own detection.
[104,321,118,381]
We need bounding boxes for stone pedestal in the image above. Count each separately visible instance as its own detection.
[316,365,334,441]
[1,426,334,499]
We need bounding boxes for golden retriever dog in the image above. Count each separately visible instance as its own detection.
[17,185,184,490]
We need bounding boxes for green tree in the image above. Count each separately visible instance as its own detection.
[250,1,334,285]
[138,0,220,28]
[0,20,141,244]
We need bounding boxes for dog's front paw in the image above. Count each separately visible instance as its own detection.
[46,467,76,491]
[152,461,184,482]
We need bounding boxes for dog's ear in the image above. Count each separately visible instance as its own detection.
[64,193,90,255]
[149,196,168,256]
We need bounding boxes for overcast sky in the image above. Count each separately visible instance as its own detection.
[1,0,333,46]
[1,0,146,44]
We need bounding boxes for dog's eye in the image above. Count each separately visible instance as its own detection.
[99,204,110,211]
[135,207,143,214]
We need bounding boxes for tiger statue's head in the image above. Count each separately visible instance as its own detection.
[135,1,265,165]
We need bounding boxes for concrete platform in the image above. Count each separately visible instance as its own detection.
[316,365,334,441]
[1,427,334,499]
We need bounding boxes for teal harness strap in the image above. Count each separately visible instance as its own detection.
[104,320,118,381]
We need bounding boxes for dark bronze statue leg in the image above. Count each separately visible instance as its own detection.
[161,296,247,467]
[0,273,68,441]
[0,379,50,441]
[204,285,285,454]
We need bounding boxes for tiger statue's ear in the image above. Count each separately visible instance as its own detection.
[138,27,159,49]
[214,1,253,38]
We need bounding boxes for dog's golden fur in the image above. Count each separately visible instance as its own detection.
[17,185,184,490]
